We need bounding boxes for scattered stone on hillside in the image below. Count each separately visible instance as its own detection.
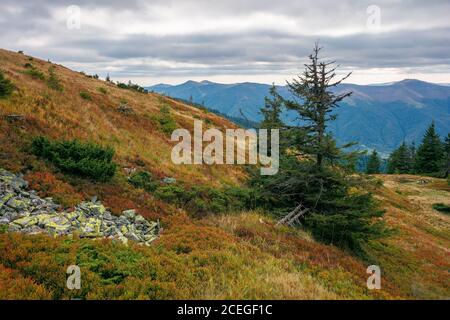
[163,177,176,184]
[4,114,25,122]
[123,167,137,175]
[117,104,134,115]
[0,168,159,246]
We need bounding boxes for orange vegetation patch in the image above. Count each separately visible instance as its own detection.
[0,264,51,300]
[24,171,84,208]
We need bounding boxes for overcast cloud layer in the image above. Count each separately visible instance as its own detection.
[1,0,450,85]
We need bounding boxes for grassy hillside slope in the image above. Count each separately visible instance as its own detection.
[0,49,448,299]
[0,49,245,215]
[368,175,449,298]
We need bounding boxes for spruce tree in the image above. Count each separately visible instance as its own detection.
[260,84,286,153]
[388,142,413,174]
[253,44,388,256]
[260,84,285,129]
[409,143,416,173]
[443,133,450,178]
[415,122,443,174]
[283,43,352,169]
[366,150,381,174]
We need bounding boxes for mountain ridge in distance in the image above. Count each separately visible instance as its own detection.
[147,78,450,153]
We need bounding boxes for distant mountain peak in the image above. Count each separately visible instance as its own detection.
[146,78,450,153]
[182,80,200,85]
[154,83,172,87]
[396,79,429,85]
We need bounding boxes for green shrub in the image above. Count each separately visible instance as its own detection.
[79,91,92,100]
[24,63,33,68]
[116,81,147,93]
[432,203,450,214]
[154,185,186,203]
[24,68,45,80]
[0,71,15,98]
[47,67,63,91]
[97,87,107,94]
[154,184,256,216]
[304,193,389,256]
[0,225,7,234]
[128,171,158,192]
[157,105,177,134]
[31,136,117,181]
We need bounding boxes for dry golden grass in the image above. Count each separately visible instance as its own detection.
[369,174,450,299]
[204,212,400,299]
[0,49,245,188]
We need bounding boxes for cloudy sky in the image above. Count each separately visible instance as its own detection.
[1,0,450,85]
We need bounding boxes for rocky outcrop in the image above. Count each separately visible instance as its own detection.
[0,168,159,246]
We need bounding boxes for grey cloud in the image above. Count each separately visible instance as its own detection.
[1,0,449,83]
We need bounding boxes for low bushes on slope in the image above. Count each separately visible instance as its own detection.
[23,67,45,80]
[31,136,117,181]
[154,184,257,216]
[0,221,340,300]
[156,105,177,134]
[0,70,15,98]
[128,170,158,192]
[0,264,51,299]
[79,91,92,100]
[47,66,63,91]
[432,203,450,214]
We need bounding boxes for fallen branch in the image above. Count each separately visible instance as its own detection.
[276,203,310,226]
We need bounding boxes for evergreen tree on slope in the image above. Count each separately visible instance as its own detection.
[415,122,443,174]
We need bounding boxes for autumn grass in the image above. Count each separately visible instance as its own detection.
[0,49,245,190]
[0,49,448,300]
[0,215,341,300]
[368,174,450,299]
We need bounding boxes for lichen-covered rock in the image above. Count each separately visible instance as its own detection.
[12,216,38,228]
[122,209,136,220]
[0,168,160,246]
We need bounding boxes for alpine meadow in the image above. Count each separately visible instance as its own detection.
[0,0,449,307]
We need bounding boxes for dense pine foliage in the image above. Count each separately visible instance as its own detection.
[414,122,444,174]
[366,150,381,174]
[31,137,117,181]
[387,122,448,177]
[387,142,415,174]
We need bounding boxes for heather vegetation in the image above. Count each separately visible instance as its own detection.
[155,105,177,134]
[0,48,448,300]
